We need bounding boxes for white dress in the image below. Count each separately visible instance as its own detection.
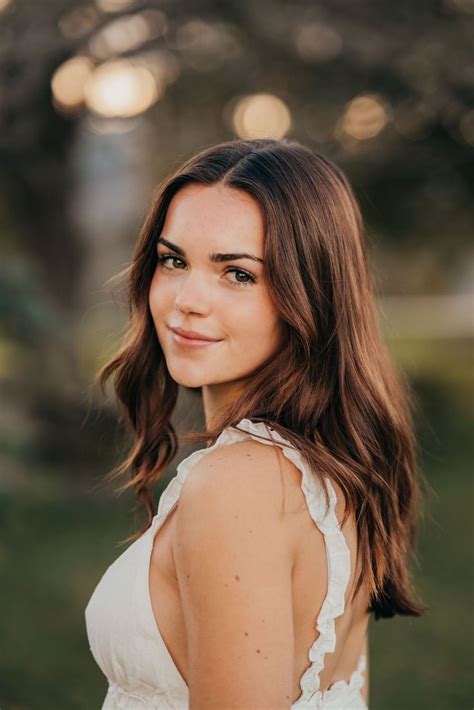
[85,418,368,709]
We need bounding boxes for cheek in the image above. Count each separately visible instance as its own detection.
[149,272,171,317]
[232,294,282,348]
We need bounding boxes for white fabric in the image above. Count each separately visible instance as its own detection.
[85,418,368,709]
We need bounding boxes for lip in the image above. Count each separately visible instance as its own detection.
[170,326,220,342]
[168,326,222,349]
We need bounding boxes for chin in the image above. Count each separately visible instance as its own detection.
[165,365,209,389]
[166,366,241,391]
[169,375,204,388]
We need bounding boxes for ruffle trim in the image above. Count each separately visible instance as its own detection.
[318,651,366,699]
[150,418,355,704]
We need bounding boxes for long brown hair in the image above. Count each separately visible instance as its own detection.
[96,138,427,621]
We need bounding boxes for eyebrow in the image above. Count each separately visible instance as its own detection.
[157,237,264,264]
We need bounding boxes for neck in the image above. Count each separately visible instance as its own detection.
[202,379,247,431]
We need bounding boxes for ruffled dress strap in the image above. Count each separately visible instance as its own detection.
[150,418,353,706]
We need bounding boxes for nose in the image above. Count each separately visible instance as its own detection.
[173,270,211,316]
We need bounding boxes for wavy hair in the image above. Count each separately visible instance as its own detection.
[96,138,427,621]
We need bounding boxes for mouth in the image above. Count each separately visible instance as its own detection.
[168,327,222,350]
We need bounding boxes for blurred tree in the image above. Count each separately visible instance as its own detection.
[0,0,94,470]
[0,0,86,310]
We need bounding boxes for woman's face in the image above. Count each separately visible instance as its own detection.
[149,183,284,392]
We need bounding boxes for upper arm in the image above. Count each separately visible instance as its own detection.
[173,440,296,710]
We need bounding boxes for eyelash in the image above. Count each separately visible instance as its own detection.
[156,253,257,288]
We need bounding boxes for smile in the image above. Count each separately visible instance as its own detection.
[169,328,222,350]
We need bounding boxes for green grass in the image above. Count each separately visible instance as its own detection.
[0,493,133,709]
[0,369,472,709]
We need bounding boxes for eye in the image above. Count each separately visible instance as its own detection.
[225,268,257,288]
[157,254,186,270]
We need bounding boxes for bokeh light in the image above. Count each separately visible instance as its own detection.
[175,19,240,71]
[294,22,342,62]
[135,49,180,87]
[89,11,167,60]
[232,93,291,139]
[58,6,99,39]
[95,0,138,12]
[86,116,141,135]
[51,56,94,112]
[175,19,236,53]
[339,93,390,140]
[84,60,160,118]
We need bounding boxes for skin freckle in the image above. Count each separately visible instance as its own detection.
[256,649,260,653]
[244,632,248,636]
[234,574,240,581]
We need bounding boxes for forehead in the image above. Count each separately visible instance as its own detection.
[161,183,264,251]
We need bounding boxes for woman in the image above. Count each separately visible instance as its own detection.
[85,138,427,709]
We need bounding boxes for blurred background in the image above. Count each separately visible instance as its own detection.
[0,0,472,707]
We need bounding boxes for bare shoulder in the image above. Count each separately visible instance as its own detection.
[177,438,307,522]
